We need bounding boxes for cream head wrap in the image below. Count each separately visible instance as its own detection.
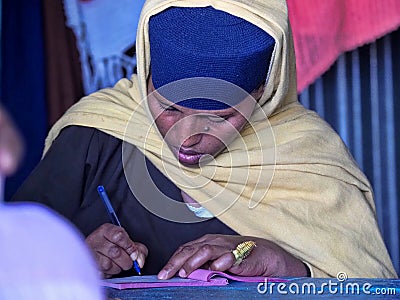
[44,0,396,278]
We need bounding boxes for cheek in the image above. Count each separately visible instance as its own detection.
[203,130,235,153]
[204,118,247,154]
[200,135,225,153]
[148,100,176,138]
[154,115,175,137]
[230,114,249,132]
[214,128,239,149]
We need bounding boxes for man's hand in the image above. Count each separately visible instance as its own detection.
[158,234,308,279]
[86,223,148,278]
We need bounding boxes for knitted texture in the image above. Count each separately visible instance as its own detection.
[149,6,275,110]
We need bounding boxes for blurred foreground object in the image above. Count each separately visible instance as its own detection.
[0,202,104,300]
[0,106,24,176]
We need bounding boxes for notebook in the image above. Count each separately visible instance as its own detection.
[102,269,288,290]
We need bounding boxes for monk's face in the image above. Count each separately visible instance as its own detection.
[147,77,263,166]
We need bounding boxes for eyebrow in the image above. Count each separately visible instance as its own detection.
[157,96,236,115]
[149,80,239,116]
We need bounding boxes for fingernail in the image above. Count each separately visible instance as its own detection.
[158,270,167,280]
[178,269,187,278]
[136,256,144,268]
[130,251,138,261]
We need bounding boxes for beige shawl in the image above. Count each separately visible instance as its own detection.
[44,0,396,278]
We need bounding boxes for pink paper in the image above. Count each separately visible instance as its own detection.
[103,269,288,290]
[188,269,288,283]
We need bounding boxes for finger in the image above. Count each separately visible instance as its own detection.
[103,225,137,255]
[227,247,267,276]
[158,243,199,280]
[136,242,149,258]
[92,238,134,271]
[179,244,231,278]
[105,243,134,271]
[90,225,135,271]
[136,252,146,269]
[95,251,122,276]
[134,243,148,268]
[209,251,236,272]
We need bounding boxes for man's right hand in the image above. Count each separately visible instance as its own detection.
[86,223,148,278]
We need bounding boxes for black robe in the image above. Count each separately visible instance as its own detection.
[11,126,237,275]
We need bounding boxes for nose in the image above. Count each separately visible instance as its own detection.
[175,115,204,148]
[181,133,202,148]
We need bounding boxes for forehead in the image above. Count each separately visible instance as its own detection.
[147,77,257,115]
[147,76,258,113]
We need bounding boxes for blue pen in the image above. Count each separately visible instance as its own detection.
[97,185,141,275]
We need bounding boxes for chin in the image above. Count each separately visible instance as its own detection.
[178,159,200,168]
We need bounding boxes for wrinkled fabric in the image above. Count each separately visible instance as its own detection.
[43,0,396,278]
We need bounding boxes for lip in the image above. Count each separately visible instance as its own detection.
[173,147,205,165]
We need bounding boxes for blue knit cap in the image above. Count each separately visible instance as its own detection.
[149,6,275,110]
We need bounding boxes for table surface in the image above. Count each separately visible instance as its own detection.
[105,277,400,300]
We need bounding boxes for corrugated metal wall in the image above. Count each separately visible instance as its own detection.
[299,29,400,274]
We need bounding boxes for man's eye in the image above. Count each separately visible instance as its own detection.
[164,106,178,111]
[159,102,178,111]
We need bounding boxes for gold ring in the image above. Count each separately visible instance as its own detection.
[232,241,256,266]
